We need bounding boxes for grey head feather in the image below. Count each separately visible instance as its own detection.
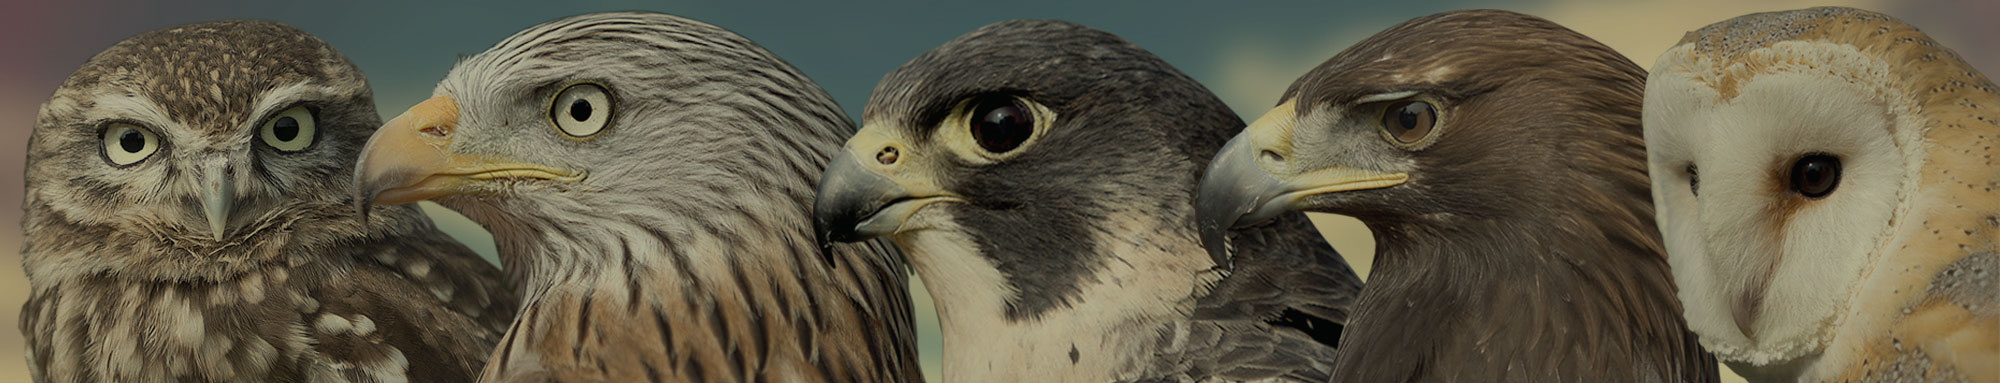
[867,19,1360,381]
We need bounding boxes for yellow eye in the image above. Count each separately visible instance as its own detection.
[551,83,612,138]
[259,105,316,152]
[1378,100,1438,146]
[102,122,160,166]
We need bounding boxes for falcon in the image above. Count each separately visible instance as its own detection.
[19,20,513,382]
[1644,7,1999,382]
[351,12,923,382]
[813,19,1361,382]
[1192,10,1720,382]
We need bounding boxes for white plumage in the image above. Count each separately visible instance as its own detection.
[1645,6,1999,382]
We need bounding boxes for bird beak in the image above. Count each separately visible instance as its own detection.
[354,96,583,214]
[200,160,234,241]
[1195,100,1408,264]
[812,130,959,245]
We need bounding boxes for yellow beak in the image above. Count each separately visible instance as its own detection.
[1194,100,1408,264]
[353,96,582,208]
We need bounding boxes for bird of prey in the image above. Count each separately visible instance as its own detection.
[1193,10,1721,382]
[20,21,513,382]
[1644,7,1999,382]
[813,20,1361,382]
[352,12,923,382]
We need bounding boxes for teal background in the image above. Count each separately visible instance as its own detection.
[2,0,1993,381]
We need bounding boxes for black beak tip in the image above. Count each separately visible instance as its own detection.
[1199,222,1234,271]
[814,229,841,269]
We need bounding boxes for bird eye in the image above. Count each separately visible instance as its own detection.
[1686,164,1700,197]
[551,83,612,138]
[967,96,1034,154]
[1378,101,1438,146]
[1789,154,1841,198]
[259,105,316,152]
[101,122,160,166]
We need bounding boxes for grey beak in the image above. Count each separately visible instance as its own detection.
[201,164,235,241]
[1194,133,1299,269]
[813,150,912,246]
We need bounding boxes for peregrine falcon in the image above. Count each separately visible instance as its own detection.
[20,20,513,382]
[352,12,923,382]
[1193,10,1720,382]
[1646,7,2000,382]
[813,20,1360,382]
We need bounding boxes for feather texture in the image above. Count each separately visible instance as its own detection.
[20,20,512,382]
[389,12,923,382]
[1252,10,1721,382]
[848,19,1362,382]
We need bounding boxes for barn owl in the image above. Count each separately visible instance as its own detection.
[1645,6,1999,382]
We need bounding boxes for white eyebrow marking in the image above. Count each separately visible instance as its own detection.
[249,82,316,120]
[1355,90,1420,104]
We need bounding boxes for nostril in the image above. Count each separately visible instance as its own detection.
[1260,150,1284,164]
[420,125,448,137]
[876,146,899,165]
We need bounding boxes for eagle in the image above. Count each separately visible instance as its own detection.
[1193,10,1721,382]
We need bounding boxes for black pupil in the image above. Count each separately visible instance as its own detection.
[1790,154,1842,198]
[273,117,299,141]
[970,98,1031,153]
[118,129,145,153]
[1383,101,1435,142]
[570,99,592,121]
[1395,104,1425,132]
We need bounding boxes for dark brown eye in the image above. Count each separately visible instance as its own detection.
[969,96,1033,154]
[1790,154,1841,198]
[1380,101,1437,145]
[1687,164,1700,197]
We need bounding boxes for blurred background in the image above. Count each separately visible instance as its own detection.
[1,0,1993,381]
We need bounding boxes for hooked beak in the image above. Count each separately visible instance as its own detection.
[812,129,964,251]
[201,163,233,241]
[812,149,958,246]
[353,96,583,216]
[1194,100,1408,265]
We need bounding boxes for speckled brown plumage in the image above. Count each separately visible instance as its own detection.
[20,20,513,382]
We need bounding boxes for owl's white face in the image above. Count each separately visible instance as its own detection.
[1644,41,1926,367]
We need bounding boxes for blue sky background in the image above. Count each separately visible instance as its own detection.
[1,0,1993,381]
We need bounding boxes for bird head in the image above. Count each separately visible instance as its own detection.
[1195,10,1653,262]
[24,20,393,272]
[352,12,853,264]
[1643,7,1998,370]
[812,19,1245,319]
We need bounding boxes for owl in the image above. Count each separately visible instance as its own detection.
[19,20,514,382]
[1644,7,1998,382]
